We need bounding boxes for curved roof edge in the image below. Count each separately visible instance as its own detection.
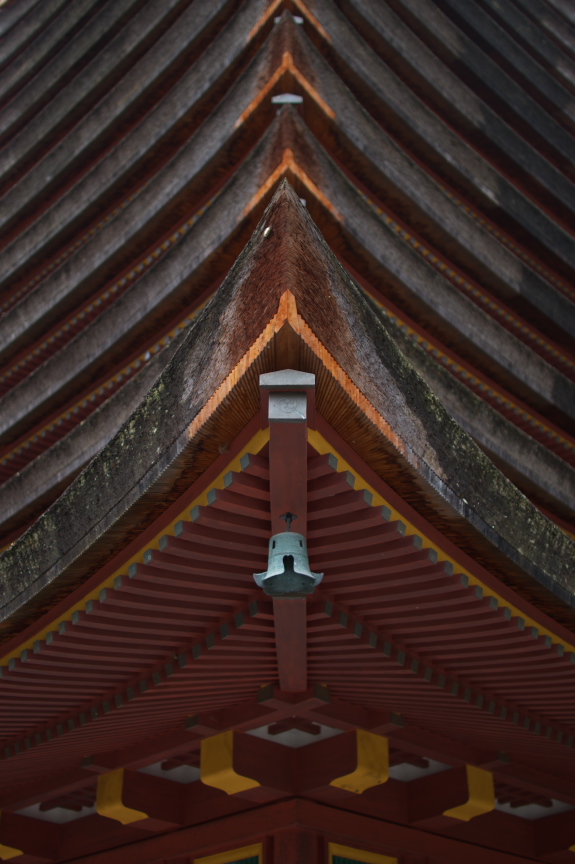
[1,180,574,639]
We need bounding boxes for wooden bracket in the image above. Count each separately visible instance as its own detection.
[409,764,495,828]
[201,731,261,795]
[443,765,495,821]
[330,730,389,794]
[96,769,148,825]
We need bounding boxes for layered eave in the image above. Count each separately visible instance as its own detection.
[1,181,573,630]
[0,2,575,553]
[0,184,575,862]
[2,2,575,856]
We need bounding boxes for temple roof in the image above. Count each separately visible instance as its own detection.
[1,4,575,558]
[2,180,574,635]
[2,3,575,860]
[0,183,574,861]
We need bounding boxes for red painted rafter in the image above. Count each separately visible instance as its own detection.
[1,428,575,862]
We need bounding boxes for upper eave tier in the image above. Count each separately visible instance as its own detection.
[1,181,574,643]
[2,3,575,554]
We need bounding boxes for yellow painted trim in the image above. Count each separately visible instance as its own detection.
[194,843,262,864]
[308,429,403,524]
[443,765,495,821]
[0,836,22,863]
[201,731,260,795]
[307,428,575,655]
[0,427,270,667]
[0,847,22,862]
[329,842,396,864]
[3,284,574,695]
[330,730,389,794]
[96,769,148,825]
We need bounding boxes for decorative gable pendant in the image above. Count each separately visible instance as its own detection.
[254,526,323,597]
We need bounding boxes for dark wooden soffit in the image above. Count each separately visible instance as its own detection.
[1,181,574,642]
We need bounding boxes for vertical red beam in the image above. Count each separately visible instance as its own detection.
[260,370,315,693]
[269,422,308,535]
[272,597,308,692]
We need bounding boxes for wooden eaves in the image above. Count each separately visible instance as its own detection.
[0,184,574,861]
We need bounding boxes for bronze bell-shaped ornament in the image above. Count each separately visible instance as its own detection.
[254,519,323,597]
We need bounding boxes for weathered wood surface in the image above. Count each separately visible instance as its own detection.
[378,298,575,517]
[338,3,575,224]
[475,0,575,93]
[436,0,575,127]
[374,0,575,169]
[0,0,69,70]
[1,0,574,561]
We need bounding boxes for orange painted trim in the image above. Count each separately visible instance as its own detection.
[247,0,332,46]
[292,0,332,42]
[291,61,336,118]
[244,147,344,222]
[237,52,334,127]
[237,55,291,126]
[0,292,302,665]
[284,298,408,459]
[243,149,341,218]
[247,0,283,40]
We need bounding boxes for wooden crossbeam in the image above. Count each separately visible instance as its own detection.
[44,799,544,864]
[2,688,574,861]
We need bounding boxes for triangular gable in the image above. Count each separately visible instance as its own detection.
[2,181,573,639]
